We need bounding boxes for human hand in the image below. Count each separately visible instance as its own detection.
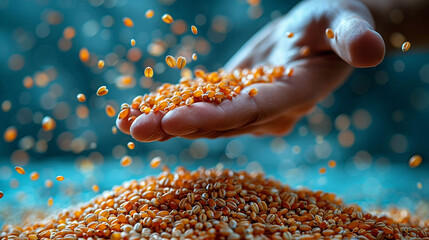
[117,0,385,142]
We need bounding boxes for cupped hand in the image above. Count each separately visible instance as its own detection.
[117,0,385,142]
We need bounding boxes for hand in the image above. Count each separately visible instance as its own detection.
[117,0,385,142]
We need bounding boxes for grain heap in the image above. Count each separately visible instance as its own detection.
[1,167,429,240]
[118,65,287,119]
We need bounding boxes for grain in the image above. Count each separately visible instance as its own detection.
[286,32,294,38]
[300,46,310,56]
[325,28,334,39]
[328,160,337,168]
[150,156,161,168]
[120,155,132,167]
[105,105,116,118]
[122,17,134,27]
[176,56,186,69]
[130,39,136,46]
[97,60,105,69]
[191,25,198,34]
[248,88,258,96]
[162,14,173,24]
[402,41,411,52]
[409,154,422,168]
[192,53,197,60]
[47,197,53,207]
[30,171,39,181]
[56,176,65,181]
[145,9,154,19]
[15,166,25,175]
[96,86,108,96]
[165,55,176,68]
[2,167,429,239]
[4,126,18,142]
[144,67,154,77]
[77,93,86,102]
[45,179,53,188]
[92,184,99,192]
[42,116,56,131]
[319,167,326,174]
[79,48,89,62]
[127,142,135,150]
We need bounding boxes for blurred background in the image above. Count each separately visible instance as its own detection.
[1,0,429,227]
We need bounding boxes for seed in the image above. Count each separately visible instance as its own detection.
[47,197,53,207]
[15,166,25,175]
[248,88,258,96]
[176,56,186,69]
[328,160,337,168]
[409,154,422,168]
[23,76,33,88]
[131,39,136,46]
[77,93,86,102]
[319,167,326,174]
[325,28,334,39]
[30,172,39,181]
[286,67,294,77]
[145,9,154,18]
[45,179,53,188]
[0,191,3,199]
[127,142,135,150]
[191,25,198,34]
[118,109,130,120]
[162,14,173,24]
[79,48,89,62]
[195,69,205,78]
[300,46,310,56]
[286,32,294,38]
[56,176,65,181]
[417,182,423,189]
[121,155,132,167]
[92,185,99,192]
[42,116,56,131]
[123,17,134,27]
[144,67,154,77]
[96,86,108,96]
[4,126,18,142]
[105,105,116,117]
[97,60,105,69]
[185,98,194,106]
[165,55,176,68]
[112,126,118,134]
[402,41,411,52]
[150,157,161,168]
[192,53,197,60]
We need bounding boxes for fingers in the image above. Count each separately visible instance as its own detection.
[129,112,171,142]
[116,109,142,135]
[328,0,385,67]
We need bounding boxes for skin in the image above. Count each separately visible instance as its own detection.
[117,0,425,142]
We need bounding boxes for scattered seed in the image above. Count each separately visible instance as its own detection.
[4,126,18,142]
[286,32,294,38]
[79,48,89,62]
[162,14,173,24]
[409,154,422,168]
[77,93,86,102]
[92,185,99,192]
[191,25,198,34]
[15,166,25,175]
[47,197,53,207]
[145,9,154,18]
[45,179,53,188]
[131,39,136,46]
[96,86,108,96]
[30,172,39,181]
[42,116,56,131]
[165,55,176,68]
[328,160,337,168]
[176,56,186,69]
[319,167,326,174]
[97,60,105,69]
[402,41,411,52]
[150,156,161,168]
[144,67,154,77]
[325,28,334,39]
[105,105,116,118]
[248,88,258,96]
[120,155,132,167]
[192,53,197,60]
[127,142,135,150]
[56,176,65,181]
[123,17,134,27]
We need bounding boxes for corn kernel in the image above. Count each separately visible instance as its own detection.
[192,53,197,61]
[97,60,105,69]
[121,155,132,167]
[145,9,154,19]
[191,25,198,34]
[92,185,99,192]
[328,160,337,168]
[123,17,134,27]
[79,48,89,62]
[325,28,334,39]
[96,86,108,96]
[176,56,186,70]
[144,67,154,77]
[319,167,326,174]
[42,116,56,131]
[248,88,258,96]
[15,166,25,175]
[131,39,136,46]
[150,157,161,168]
[105,105,116,118]
[45,179,53,188]
[409,154,422,168]
[30,172,39,181]
[402,41,411,52]
[77,93,86,102]
[162,14,173,24]
[56,176,65,181]
[286,32,294,38]
[166,55,176,68]
[127,142,135,150]
[47,197,53,207]
[4,126,17,142]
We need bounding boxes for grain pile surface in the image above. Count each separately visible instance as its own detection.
[1,167,429,240]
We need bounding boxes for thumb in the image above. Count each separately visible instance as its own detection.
[329,2,385,68]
